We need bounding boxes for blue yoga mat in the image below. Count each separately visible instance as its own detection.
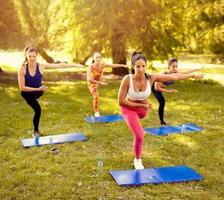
[84,114,124,123]
[144,123,203,136]
[110,165,203,186]
[21,133,87,148]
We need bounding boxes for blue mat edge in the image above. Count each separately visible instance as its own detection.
[21,133,88,148]
[84,114,124,123]
[109,165,204,186]
[144,123,203,136]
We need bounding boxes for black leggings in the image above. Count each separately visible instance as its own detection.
[151,84,165,123]
[21,91,43,132]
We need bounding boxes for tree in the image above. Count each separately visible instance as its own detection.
[184,0,224,55]
[0,0,23,72]
[70,0,189,72]
[0,0,23,48]
[13,0,56,62]
[71,0,162,75]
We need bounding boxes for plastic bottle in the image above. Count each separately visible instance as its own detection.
[181,124,186,133]
[97,157,104,176]
[49,137,53,145]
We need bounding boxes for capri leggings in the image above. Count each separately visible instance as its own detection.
[120,106,148,159]
[88,83,99,113]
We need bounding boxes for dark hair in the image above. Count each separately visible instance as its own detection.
[168,57,178,67]
[23,47,38,65]
[131,52,148,77]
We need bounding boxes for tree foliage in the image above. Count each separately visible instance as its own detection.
[1,0,223,71]
[184,0,224,54]
[0,0,23,48]
[13,0,56,62]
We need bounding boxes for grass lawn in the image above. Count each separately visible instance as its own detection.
[0,65,224,200]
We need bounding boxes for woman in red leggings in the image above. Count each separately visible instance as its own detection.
[118,52,203,169]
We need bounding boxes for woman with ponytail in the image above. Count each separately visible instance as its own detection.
[118,52,203,169]
[18,47,84,137]
[87,51,127,117]
[152,58,202,125]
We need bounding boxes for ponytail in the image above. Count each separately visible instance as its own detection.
[23,46,31,65]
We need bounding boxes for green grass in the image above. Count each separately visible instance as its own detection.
[1,69,224,200]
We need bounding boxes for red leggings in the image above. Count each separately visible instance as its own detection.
[120,106,148,159]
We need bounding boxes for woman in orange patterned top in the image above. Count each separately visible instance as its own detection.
[87,52,127,117]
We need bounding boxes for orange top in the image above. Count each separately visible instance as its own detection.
[90,63,104,81]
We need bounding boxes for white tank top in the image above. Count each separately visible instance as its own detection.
[127,74,151,101]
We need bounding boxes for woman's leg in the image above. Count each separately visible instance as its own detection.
[121,106,147,159]
[152,88,166,124]
[88,84,99,113]
[21,92,42,132]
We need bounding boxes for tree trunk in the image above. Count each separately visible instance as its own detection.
[111,28,129,76]
[0,67,3,73]
[37,47,55,63]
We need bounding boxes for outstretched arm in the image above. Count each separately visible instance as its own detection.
[104,63,128,68]
[18,66,47,92]
[41,63,84,70]
[151,73,203,84]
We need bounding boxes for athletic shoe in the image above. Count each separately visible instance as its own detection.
[32,131,41,138]
[160,121,167,126]
[134,158,144,169]
[94,112,100,117]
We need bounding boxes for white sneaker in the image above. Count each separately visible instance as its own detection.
[94,112,100,117]
[134,158,144,169]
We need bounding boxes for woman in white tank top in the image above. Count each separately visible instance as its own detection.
[118,52,203,169]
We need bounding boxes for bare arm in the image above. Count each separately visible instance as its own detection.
[118,75,151,109]
[155,82,177,93]
[41,63,84,70]
[18,66,47,92]
[151,73,203,85]
[104,63,128,68]
[87,65,107,85]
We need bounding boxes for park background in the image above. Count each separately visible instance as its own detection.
[0,0,224,200]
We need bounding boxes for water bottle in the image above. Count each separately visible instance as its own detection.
[34,137,39,145]
[91,116,95,124]
[97,158,104,176]
[49,137,53,145]
[181,124,186,133]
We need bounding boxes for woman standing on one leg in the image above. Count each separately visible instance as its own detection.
[87,51,127,117]
[18,47,84,137]
[152,58,201,125]
[118,52,203,169]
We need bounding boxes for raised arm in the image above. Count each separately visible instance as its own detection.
[104,63,128,68]
[151,73,203,85]
[18,66,47,92]
[41,63,84,70]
